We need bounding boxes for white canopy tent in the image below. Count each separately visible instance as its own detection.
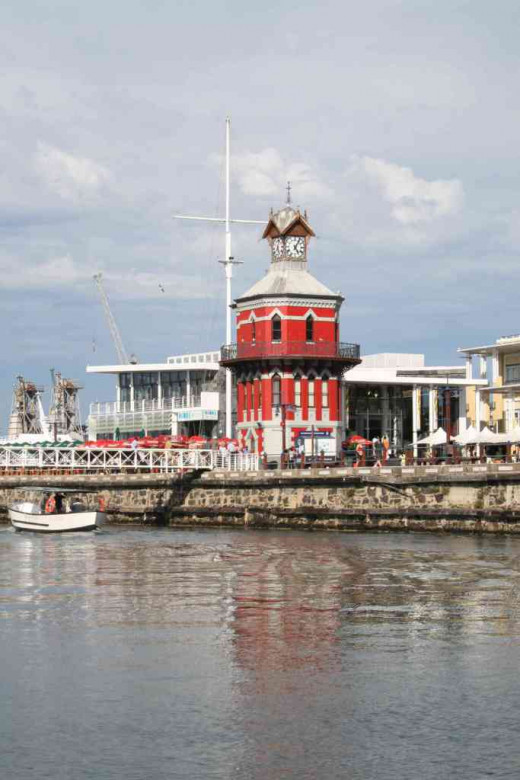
[417,427,447,446]
[453,425,478,445]
[496,426,520,444]
[461,426,503,445]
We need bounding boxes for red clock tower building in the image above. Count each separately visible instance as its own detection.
[221,201,360,458]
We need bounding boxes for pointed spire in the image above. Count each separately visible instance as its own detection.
[286,180,292,205]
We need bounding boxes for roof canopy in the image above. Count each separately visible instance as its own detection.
[262,205,315,239]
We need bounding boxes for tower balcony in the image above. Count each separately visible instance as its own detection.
[220,341,361,365]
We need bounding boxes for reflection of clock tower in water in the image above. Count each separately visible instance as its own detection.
[220,194,361,459]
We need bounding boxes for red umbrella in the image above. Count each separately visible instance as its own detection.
[344,435,372,447]
[188,435,208,449]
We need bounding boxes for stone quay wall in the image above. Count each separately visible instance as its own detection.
[3,463,520,534]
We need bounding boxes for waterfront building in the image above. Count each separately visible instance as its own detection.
[344,353,487,453]
[458,334,520,434]
[220,202,361,457]
[86,350,226,440]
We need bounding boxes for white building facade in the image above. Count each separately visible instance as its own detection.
[86,351,225,440]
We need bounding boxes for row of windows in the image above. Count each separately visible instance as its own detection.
[240,377,330,410]
[242,382,262,413]
[249,315,335,343]
[272,375,329,409]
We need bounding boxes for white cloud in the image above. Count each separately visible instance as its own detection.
[35,142,112,202]
[227,147,333,203]
[0,253,88,289]
[350,155,464,225]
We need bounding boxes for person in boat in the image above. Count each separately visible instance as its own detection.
[55,493,64,513]
[44,493,56,513]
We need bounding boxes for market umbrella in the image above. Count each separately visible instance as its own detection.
[344,435,372,447]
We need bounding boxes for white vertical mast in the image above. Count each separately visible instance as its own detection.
[224,118,233,438]
[173,118,265,440]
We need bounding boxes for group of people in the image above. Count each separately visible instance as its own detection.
[218,440,249,458]
[354,435,391,468]
[280,443,307,469]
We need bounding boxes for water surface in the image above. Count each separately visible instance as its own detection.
[1,527,519,779]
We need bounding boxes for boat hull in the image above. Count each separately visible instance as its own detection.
[8,508,105,533]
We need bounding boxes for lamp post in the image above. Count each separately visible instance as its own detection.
[276,402,296,465]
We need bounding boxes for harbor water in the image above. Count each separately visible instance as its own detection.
[1,526,519,779]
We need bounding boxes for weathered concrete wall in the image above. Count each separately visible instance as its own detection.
[3,465,520,533]
[171,467,520,534]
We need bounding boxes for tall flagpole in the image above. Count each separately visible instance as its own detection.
[173,118,264,440]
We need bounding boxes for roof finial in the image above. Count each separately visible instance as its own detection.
[286,180,292,205]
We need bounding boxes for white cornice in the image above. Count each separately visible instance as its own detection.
[237,313,336,328]
[236,297,339,312]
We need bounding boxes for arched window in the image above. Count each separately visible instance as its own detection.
[306,314,314,342]
[272,315,281,342]
[257,379,262,411]
[272,374,281,409]
[294,376,301,407]
[308,378,315,408]
[322,378,329,408]
[251,318,256,343]
[243,382,249,414]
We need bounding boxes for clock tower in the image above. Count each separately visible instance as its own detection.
[221,199,360,460]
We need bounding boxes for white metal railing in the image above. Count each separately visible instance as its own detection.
[0,447,259,473]
[89,397,202,416]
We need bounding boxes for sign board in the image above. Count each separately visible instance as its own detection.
[299,430,331,439]
[304,437,336,456]
[175,410,218,422]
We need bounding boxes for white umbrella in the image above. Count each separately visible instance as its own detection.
[417,427,447,446]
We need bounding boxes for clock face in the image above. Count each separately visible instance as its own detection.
[285,236,305,258]
[272,237,284,259]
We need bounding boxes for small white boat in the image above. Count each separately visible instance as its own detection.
[9,488,106,533]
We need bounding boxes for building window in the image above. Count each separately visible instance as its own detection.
[119,372,131,403]
[308,378,315,408]
[257,380,262,411]
[272,374,281,408]
[251,318,256,343]
[272,315,281,342]
[306,314,314,342]
[322,379,329,408]
[133,372,158,402]
[294,377,301,407]
[505,363,520,384]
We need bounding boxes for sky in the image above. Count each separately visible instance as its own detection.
[2,0,520,425]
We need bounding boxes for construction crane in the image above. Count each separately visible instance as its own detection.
[93,273,130,365]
